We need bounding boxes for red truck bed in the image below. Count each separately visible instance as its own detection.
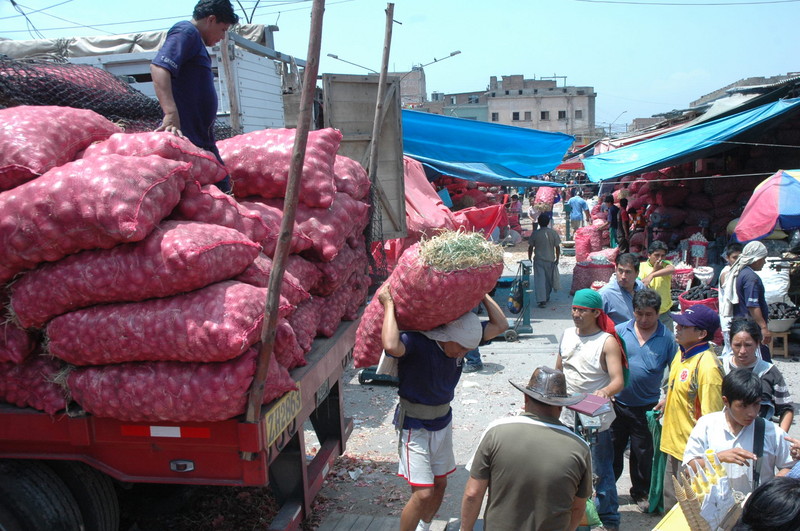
[0,316,360,529]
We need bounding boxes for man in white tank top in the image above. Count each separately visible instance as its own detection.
[556,288,626,531]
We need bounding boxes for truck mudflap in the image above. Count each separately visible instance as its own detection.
[0,316,359,497]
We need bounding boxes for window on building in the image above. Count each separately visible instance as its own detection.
[450,96,456,105]
[540,111,550,120]
[491,112,499,122]
[524,111,532,121]
[518,89,523,95]
[575,109,583,119]
[558,110,567,120]
[512,112,520,121]
[468,95,480,104]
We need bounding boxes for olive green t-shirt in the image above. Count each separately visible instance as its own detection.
[468,412,592,531]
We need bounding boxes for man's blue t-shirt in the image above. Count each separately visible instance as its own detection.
[614,320,677,407]
[607,204,620,230]
[394,332,461,431]
[567,196,588,221]
[734,267,769,322]
[152,21,218,153]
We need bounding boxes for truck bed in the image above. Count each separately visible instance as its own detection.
[0,316,359,489]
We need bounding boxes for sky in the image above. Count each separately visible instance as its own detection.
[1,0,798,131]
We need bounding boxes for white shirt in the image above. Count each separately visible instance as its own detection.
[682,409,795,493]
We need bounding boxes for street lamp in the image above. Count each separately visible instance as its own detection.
[607,110,627,136]
[326,53,379,74]
[415,50,461,69]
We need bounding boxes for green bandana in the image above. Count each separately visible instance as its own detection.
[573,288,603,310]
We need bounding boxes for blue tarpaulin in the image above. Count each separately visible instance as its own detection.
[582,98,800,183]
[402,109,573,187]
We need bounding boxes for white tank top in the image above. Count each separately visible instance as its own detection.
[559,327,616,431]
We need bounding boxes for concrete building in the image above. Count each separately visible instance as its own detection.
[482,75,596,141]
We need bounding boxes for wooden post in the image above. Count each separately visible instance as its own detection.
[366,3,395,211]
[243,0,325,435]
[219,32,241,133]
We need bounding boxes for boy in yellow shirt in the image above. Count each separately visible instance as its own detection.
[655,304,724,511]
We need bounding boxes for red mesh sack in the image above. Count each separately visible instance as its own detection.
[574,227,594,262]
[275,318,305,370]
[11,221,260,329]
[570,262,615,295]
[353,242,502,368]
[234,253,310,306]
[0,356,66,415]
[317,287,354,338]
[288,299,321,353]
[655,187,690,207]
[286,255,324,294]
[628,231,647,252]
[0,154,190,283]
[0,321,37,364]
[47,281,291,365]
[333,154,370,200]
[313,243,368,296]
[686,193,713,210]
[343,271,370,321]
[218,128,341,208]
[0,105,121,191]
[587,247,620,263]
[171,182,271,245]
[650,206,687,228]
[266,193,370,262]
[239,199,313,257]
[67,347,296,423]
[81,131,226,185]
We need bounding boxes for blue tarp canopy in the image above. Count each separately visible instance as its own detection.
[402,109,573,187]
[583,98,800,183]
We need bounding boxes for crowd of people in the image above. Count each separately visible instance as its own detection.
[377,188,800,530]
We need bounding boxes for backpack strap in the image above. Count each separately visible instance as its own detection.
[752,416,766,489]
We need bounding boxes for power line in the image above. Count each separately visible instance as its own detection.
[17,1,114,35]
[0,0,354,36]
[0,0,72,20]
[8,0,45,39]
[573,0,800,5]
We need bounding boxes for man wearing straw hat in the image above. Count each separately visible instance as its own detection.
[378,288,507,531]
[557,288,627,531]
[460,366,592,531]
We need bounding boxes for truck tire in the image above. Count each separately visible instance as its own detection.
[0,459,84,531]
[0,499,24,531]
[48,461,120,531]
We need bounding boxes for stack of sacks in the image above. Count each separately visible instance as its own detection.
[218,127,372,350]
[1,108,366,421]
[614,166,763,244]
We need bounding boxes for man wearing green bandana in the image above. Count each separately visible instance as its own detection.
[557,288,627,531]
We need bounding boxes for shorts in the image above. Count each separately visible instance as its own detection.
[570,219,583,230]
[397,423,456,487]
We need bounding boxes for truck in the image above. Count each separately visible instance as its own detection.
[0,26,406,531]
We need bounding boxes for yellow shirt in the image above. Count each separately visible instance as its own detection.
[660,345,724,460]
[639,259,673,314]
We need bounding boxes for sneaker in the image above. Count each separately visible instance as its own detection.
[537,302,546,308]
[635,497,650,513]
[463,363,482,373]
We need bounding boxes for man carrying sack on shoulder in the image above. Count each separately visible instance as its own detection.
[378,287,507,531]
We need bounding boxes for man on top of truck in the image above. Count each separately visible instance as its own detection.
[378,287,507,531]
[150,0,238,192]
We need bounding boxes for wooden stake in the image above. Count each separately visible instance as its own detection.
[243,0,326,437]
[365,2,395,214]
